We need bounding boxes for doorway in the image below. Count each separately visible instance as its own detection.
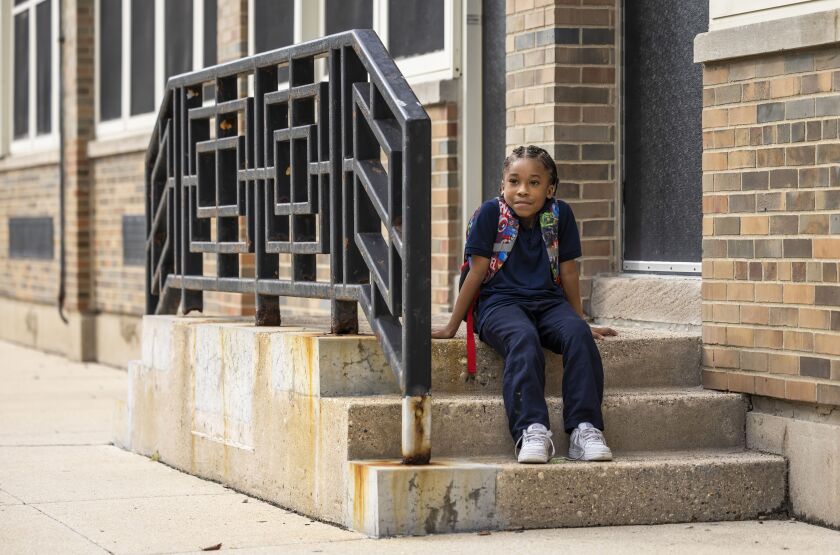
[622,0,708,273]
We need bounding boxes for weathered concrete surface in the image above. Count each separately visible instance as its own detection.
[342,390,747,459]
[495,450,786,529]
[0,505,109,554]
[225,521,840,554]
[0,343,125,447]
[34,493,356,554]
[0,296,95,361]
[589,274,701,329]
[0,445,227,503]
[140,315,701,398]
[349,459,498,536]
[93,312,142,369]
[121,316,769,536]
[346,450,785,536]
[747,397,840,528]
[432,327,701,393]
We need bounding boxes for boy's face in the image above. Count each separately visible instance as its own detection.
[501,157,555,225]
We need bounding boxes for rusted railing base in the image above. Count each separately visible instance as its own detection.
[401,395,431,465]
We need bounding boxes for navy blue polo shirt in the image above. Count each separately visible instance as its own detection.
[464,198,581,332]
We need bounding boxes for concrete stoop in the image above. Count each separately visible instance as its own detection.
[350,451,785,536]
[116,316,787,537]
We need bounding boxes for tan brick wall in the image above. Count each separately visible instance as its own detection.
[428,103,460,312]
[0,164,60,304]
[701,47,840,406]
[91,153,145,315]
[505,0,618,309]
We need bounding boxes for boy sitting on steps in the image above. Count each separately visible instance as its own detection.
[432,145,617,464]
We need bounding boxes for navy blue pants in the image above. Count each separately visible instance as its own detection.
[479,298,605,440]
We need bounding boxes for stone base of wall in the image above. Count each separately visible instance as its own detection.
[93,312,142,368]
[748,396,840,528]
[0,296,94,361]
[0,296,141,367]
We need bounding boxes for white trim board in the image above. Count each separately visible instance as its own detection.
[623,260,701,274]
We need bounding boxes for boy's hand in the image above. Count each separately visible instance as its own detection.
[590,326,617,340]
[431,323,459,339]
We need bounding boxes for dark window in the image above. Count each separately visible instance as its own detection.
[9,217,54,260]
[165,0,193,80]
[36,0,52,135]
[388,0,444,59]
[13,11,29,139]
[99,0,122,121]
[254,0,293,82]
[130,0,155,115]
[254,0,294,53]
[325,0,372,35]
[122,215,146,266]
[203,0,217,66]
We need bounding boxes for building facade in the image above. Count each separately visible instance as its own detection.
[0,0,838,526]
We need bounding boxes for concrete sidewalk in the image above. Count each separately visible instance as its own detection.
[1,340,838,554]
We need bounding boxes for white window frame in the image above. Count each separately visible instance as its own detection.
[0,0,10,157]
[8,0,60,156]
[248,0,461,85]
[95,0,213,139]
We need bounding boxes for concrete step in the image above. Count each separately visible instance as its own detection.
[589,273,702,330]
[350,450,786,536]
[432,327,701,393]
[124,316,781,539]
[339,388,747,460]
[140,316,701,398]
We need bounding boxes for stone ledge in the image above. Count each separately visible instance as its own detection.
[411,77,459,106]
[0,149,60,172]
[87,130,152,159]
[695,9,840,63]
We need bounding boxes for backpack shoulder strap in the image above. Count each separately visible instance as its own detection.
[539,198,561,283]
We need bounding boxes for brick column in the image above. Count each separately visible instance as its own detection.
[218,0,248,63]
[700,48,840,406]
[62,0,96,358]
[505,0,617,309]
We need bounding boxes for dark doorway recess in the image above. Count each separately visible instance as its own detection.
[623,0,707,267]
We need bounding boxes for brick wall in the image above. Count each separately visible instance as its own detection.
[0,164,60,304]
[429,103,460,312]
[505,0,617,309]
[701,46,840,406]
[91,153,145,315]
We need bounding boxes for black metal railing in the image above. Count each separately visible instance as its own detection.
[145,30,431,463]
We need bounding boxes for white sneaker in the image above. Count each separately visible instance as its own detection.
[515,423,555,464]
[568,423,613,461]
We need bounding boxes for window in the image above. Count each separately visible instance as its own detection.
[9,0,58,154]
[249,0,458,84]
[95,0,218,137]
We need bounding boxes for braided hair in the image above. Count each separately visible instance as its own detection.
[502,145,559,188]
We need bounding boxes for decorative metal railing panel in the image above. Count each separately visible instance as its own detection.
[145,30,431,462]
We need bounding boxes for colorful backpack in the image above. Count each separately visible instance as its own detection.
[459,197,564,374]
